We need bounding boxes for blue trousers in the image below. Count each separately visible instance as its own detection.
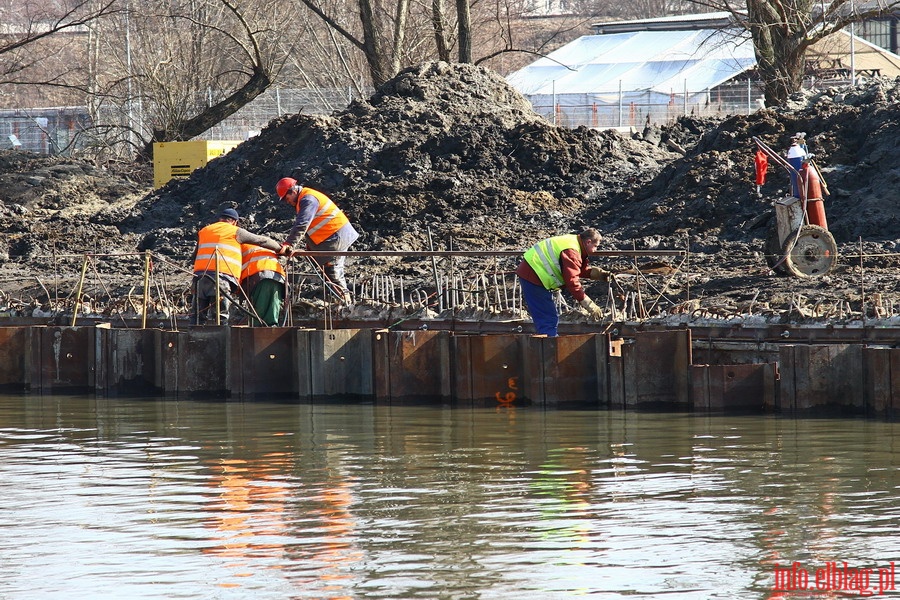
[520,277,558,336]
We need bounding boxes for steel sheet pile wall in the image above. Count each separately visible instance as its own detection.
[0,324,898,416]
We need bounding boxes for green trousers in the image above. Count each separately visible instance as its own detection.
[249,279,285,326]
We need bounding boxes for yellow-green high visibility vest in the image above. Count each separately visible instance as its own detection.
[523,234,580,290]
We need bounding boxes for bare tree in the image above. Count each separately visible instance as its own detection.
[93,0,287,156]
[690,0,900,105]
[296,0,414,86]
[0,0,119,107]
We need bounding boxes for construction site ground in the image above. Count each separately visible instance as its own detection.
[2,61,900,327]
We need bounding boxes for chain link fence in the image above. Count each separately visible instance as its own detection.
[0,78,856,155]
[525,80,769,129]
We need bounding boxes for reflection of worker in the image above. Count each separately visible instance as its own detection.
[191,208,285,325]
[786,132,808,197]
[515,228,609,337]
[240,244,286,326]
[798,154,828,230]
[275,178,359,303]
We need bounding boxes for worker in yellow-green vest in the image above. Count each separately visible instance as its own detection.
[240,244,287,326]
[191,208,288,325]
[515,228,610,336]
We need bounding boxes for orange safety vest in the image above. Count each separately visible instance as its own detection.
[296,187,350,244]
[240,244,286,282]
[193,222,242,280]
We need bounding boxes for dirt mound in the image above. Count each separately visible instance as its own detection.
[125,61,680,256]
[1,64,900,322]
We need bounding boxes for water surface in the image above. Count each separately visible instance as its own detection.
[1,396,899,599]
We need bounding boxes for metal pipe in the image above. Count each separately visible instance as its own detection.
[141,250,150,329]
[291,250,686,258]
[71,254,90,326]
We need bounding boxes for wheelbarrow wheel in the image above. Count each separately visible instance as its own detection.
[781,224,838,278]
[764,222,787,274]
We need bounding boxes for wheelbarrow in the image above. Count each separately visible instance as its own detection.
[754,137,838,277]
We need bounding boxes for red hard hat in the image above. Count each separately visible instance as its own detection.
[275,177,297,200]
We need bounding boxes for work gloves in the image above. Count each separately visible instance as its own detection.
[579,297,604,320]
[588,267,613,282]
[277,243,293,256]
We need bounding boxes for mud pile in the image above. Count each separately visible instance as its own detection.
[1,62,899,322]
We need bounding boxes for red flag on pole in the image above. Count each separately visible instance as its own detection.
[754,149,768,185]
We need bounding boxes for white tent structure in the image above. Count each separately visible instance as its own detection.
[507,11,900,128]
[506,13,756,127]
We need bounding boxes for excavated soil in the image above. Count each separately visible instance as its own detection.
[2,61,900,323]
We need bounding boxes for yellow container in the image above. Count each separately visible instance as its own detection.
[153,140,242,188]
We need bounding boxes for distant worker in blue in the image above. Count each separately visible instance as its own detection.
[515,228,610,337]
[787,132,808,197]
[275,177,359,304]
[191,208,286,325]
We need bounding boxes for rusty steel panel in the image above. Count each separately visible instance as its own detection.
[295,329,313,401]
[33,326,95,394]
[865,347,892,416]
[155,330,179,394]
[154,328,229,396]
[372,330,450,403]
[778,345,798,412]
[608,339,626,409]
[228,327,297,399]
[0,327,31,391]
[690,364,775,411]
[530,334,603,408]
[96,326,159,396]
[452,334,526,406]
[308,329,373,399]
[624,330,691,408]
[780,344,865,414]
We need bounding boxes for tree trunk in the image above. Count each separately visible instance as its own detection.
[431,0,451,62]
[456,0,471,63]
[148,64,271,152]
[358,0,392,87]
[746,0,812,106]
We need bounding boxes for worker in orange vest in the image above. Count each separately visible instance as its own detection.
[191,208,286,325]
[275,178,359,303]
[240,244,287,326]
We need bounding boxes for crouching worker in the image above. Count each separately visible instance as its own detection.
[515,228,610,337]
[191,208,287,325]
[240,244,286,326]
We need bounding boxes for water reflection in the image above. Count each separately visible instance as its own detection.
[0,397,899,598]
